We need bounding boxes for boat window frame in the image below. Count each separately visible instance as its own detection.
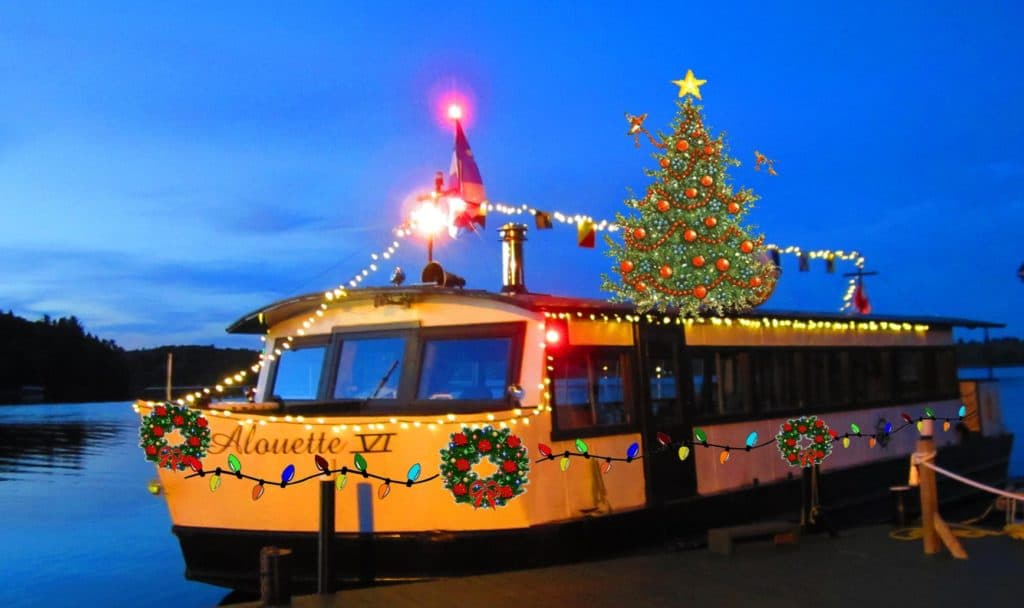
[322,325,420,407]
[549,344,638,441]
[688,345,962,424]
[265,335,333,403]
[409,322,526,414]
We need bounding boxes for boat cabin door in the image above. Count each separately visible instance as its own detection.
[637,324,697,504]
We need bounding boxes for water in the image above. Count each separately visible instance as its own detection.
[0,368,1022,606]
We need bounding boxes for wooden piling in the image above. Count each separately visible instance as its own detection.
[260,546,293,607]
[915,419,967,559]
[318,479,335,594]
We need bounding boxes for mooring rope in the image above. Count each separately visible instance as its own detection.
[912,451,1024,502]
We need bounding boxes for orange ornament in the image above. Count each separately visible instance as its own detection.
[691,255,705,268]
[620,260,635,273]
[740,240,754,253]
[633,227,646,240]
[749,276,763,288]
[659,158,670,168]
[684,188,697,199]
[727,202,740,214]
[703,144,715,155]
[715,258,730,272]
[659,265,673,279]
[675,140,689,152]
[683,229,697,242]
[700,175,713,187]
[704,217,718,228]
[693,285,708,300]
[657,200,670,212]
[636,282,647,292]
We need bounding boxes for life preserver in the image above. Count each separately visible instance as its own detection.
[440,426,530,508]
[776,416,833,468]
[139,403,211,471]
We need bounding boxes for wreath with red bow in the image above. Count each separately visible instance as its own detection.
[139,402,211,471]
[440,426,530,509]
[776,415,833,468]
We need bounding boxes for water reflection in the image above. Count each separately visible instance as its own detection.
[0,420,124,478]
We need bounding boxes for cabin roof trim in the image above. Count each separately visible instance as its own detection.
[225,285,1005,334]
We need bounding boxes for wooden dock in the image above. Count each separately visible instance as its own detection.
[231,523,1024,607]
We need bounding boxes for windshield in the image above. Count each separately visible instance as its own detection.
[417,336,512,401]
[333,336,406,400]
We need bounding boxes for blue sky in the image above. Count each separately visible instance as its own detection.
[1,2,1022,348]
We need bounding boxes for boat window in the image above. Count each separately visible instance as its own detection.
[333,337,406,400]
[691,354,716,418]
[933,348,957,397]
[417,337,511,401]
[645,341,681,424]
[897,350,925,401]
[552,348,633,432]
[718,351,752,415]
[754,351,787,412]
[270,343,327,400]
[828,350,850,406]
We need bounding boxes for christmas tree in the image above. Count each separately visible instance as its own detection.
[602,72,777,314]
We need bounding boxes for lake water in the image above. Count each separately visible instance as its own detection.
[1,368,1022,607]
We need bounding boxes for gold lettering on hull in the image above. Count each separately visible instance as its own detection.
[208,426,351,455]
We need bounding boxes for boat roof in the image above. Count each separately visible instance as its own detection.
[226,285,1005,334]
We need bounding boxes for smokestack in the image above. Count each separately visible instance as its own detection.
[499,223,528,294]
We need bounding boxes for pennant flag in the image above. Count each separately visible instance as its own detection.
[535,210,553,230]
[826,254,835,273]
[448,120,487,231]
[798,252,809,272]
[853,279,871,315]
[577,220,595,248]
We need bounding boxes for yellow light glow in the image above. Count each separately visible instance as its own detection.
[411,202,447,236]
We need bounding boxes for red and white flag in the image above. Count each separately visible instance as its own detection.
[853,280,871,315]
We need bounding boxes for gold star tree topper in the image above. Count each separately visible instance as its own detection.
[672,69,707,99]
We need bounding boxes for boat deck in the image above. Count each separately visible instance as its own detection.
[233,522,1024,607]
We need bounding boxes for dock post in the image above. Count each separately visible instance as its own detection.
[318,479,335,594]
[915,419,967,559]
[260,546,292,607]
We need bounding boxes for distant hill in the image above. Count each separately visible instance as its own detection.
[956,337,1024,368]
[0,310,257,404]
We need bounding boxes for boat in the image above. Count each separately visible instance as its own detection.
[135,225,1014,592]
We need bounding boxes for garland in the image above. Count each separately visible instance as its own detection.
[139,403,211,471]
[776,415,833,468]
[439,426,530,509]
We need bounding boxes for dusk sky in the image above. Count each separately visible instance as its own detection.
[1,2,1022,349]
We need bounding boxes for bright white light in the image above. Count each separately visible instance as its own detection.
[411,201,447,236]
[448,104,463,120]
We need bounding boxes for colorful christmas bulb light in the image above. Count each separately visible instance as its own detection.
[335,473,348,491]
[252,483,264,501]
[227,454,241,473]
[694,428,707,443]
[538,443,553,457]
[745,432,758,448]
[407,463,422,482]
[678,446,690,461]
[281,464,295,484]
[559,456,570,471]
[209,474,221,492]
[378,483,391,500]
[850,423,861,434]
[575,438,589,454]
[355,453,367,472]
[656,432,672,446]
[627,442,640,460]
[314,455,330,474]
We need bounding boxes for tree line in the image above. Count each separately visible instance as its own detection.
[0,311,257,404]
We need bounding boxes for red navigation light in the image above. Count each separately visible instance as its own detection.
[447,104,463,121]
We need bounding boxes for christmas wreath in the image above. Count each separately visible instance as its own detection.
[139,402,211,471]
[776,415,833,468]
[440,426,530,509]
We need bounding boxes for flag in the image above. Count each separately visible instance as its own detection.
[448,120,486,231]
[577,220,595,248]
[535,210,553,230]
[853,279,871,315]
[798,252,809,272]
